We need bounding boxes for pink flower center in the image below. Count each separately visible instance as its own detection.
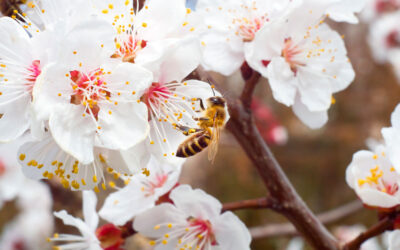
[0,160,6,177]
[26,60,41,91]
[381,182,399,195]
[282,38,304,73]
[188,218,217,246]
[143,82,171,109]
[113,35,147,63]
[69,69,109,119]
[236,16,268,42]
[142,174,168,197]
[386,30,400,48]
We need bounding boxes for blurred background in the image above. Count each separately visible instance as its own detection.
[1,0,400,249]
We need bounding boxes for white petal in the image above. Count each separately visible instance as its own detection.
[97,102,149,150]
[200,31,244,76]
[83,191,99,232]
[266,57,297,106]
[0,96,30,142]
[213,211,251,250]
[99,183,157,226]
[49,104,96,164]
[133,203,186,238]
[103,62,153,98]
[100,143,150,175]
[389,230,400,250]
[170,185,222,219]
[136,0,186,40]
[138,37,201,83]
[54,210,93,237]
[357,188,400,208]
[292,96,328,129]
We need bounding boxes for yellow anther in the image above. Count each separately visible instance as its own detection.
[93,175,98,183]
[94,186,100,193]
[154,225,160,230]
[142,22,148,28]
[19,154,26,161]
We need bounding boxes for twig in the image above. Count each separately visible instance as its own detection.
[195,67,339,250]
[240,72,261,110]
[342,216,394,250]
[222,197,274,212]
[250,200,363,239]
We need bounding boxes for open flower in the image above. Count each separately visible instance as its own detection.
[196,0,299,75]
[93,0,191,65]
[99,155,182,225]
[134,185,251,250]
[245,7,355,128]
[32,22,153,164]
[49,191,102,250]
[346,144,400,208]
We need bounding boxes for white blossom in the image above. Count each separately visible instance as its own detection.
[245,6,355,128]
[134,185,251,250]
[346,144,400,208]
[32,21,152,164]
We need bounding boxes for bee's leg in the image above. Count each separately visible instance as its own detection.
[192,98,205,111]
[193,117,210,121]
[175,124,202,136]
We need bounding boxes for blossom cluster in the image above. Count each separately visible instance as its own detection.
[0,0,369,249]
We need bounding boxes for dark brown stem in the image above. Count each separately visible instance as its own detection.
[195,67,339,250]
[250,200,363,239]
[342,216,394,250]
[222,197,274,212]
[240,71,261,110]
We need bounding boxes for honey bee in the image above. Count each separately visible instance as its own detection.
[176,94,227,163]
[0,0,24,17]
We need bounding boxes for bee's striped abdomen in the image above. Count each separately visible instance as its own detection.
[176,132,211,158]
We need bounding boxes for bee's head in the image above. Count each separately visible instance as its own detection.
[207,96,226,107]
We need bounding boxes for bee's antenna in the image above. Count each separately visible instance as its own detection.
[207,78,216,96]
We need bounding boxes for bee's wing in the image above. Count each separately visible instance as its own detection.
[208,114,221,164]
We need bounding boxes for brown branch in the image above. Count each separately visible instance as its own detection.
[239,64,261,109]
[250,200,363,239]
[195,67,339,250]
[342,216,394,250]
[222,197,273,212]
